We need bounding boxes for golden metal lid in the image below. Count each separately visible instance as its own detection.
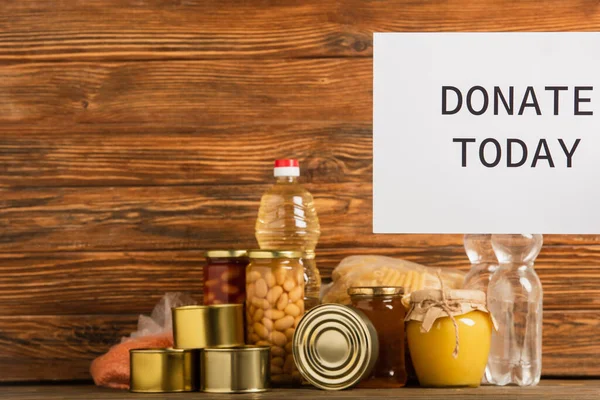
[292,303,379,390]
[347,286,405,297]
[247,250,303,259]
[205,250,248,258]
[201,346,270,393]
[129,348,198,393]
[172,304,244,349]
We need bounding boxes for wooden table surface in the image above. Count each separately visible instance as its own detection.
[2,380,599,400]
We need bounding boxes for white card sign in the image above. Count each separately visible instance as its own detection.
[373,33,600,234]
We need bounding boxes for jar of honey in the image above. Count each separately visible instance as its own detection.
[348,287,407,388]
[204,250,248,305]
[405,289,493,387]
[245,250,305,386]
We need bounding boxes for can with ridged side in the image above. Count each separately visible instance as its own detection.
[200,346,270,393]
[292,303,379,390]
[129,348,199,393]
[172,304,244,349]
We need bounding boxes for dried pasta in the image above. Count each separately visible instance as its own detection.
[322,255,465,307]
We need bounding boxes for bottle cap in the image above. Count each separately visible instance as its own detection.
[274,159,300,177]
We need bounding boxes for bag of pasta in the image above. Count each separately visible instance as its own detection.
[321,255,465,307]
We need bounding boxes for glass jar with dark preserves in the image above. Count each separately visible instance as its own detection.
[348,286,407,388]
[204,250,249,305]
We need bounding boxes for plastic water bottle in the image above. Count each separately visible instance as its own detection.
[463,234,498,292]
[255,159,321,309]
[487,234,543,386]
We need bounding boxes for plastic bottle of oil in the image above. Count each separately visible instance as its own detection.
[255,159,321,309]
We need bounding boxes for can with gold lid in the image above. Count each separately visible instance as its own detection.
[172,304,244,349]
[204,249,248,305]
[200,345,270,393]
[292,303,379,390]
[129,348,198,393]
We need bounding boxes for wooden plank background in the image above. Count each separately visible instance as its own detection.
[1,0,600,381]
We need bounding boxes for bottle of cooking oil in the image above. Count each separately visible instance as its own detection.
[255,159,321,309]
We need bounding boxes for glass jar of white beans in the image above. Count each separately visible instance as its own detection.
[246,250,305,386]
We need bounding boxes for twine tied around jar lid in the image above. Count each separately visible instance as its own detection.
[405,270,493,359]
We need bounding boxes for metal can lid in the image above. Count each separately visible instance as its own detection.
[292,303,379,390]
[130,348,199,393]
[202,345,270,353]
[205,249,248,258]
[347,286,405,297]
[247,249,303,259]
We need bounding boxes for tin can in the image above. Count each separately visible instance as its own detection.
[129,348,199,393]
[200,346,270,393]
[172,304,244,349]
[292,303,379,390]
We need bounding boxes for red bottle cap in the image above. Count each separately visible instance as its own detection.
[274,159,300,177]
[274,159,299,168]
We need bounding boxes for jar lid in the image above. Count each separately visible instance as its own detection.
[129,348,199,393]
[205,250,248,258]
[292,303,379,390]
[348,286,405,297]
[247,250,303,259]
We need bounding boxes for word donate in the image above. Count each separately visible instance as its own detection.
[374,33,600,234]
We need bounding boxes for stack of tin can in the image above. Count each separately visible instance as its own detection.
[129,303,270,393]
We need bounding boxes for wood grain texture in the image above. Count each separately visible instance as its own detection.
[2,1,600,61]
[0,312,596,382]
[0,123,371,187]
[3,183,600,252]
[0,60,371,125]
[0,315,136,382]
[1,247,600,316]
[0,251,204,316]
[3,381,600,400]
[2,0,600,382]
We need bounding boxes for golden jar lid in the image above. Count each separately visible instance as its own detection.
[172,304,244,349]
[205,250,248,259]
[201,346,270,393]
[247,250,303,259]
[129,348,198,393]
[292,303,379,390]
[348,286,405,297]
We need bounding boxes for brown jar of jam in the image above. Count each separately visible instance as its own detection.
[348,286,407,388]
[204,250,249,305]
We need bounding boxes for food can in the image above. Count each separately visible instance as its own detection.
[200,346,270,393]
[292,303,379,390]
[172,304,244,349]
[129,348,199,393]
